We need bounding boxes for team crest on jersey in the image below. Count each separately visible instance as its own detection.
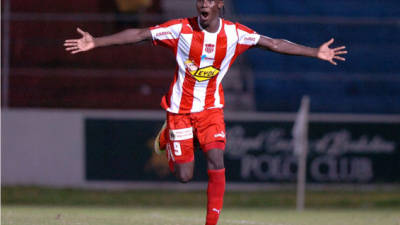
[205,44,215,54]
[184,60,220,82]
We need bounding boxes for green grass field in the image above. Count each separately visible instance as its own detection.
[2,187,400,225]
[3,206,400,225]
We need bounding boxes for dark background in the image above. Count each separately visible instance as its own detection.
[2,0,399,113]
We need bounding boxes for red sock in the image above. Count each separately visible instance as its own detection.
[206,168,225,225]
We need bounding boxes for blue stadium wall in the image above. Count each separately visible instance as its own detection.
[232,0,400,114]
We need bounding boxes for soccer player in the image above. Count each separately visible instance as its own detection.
[64,0,347,224]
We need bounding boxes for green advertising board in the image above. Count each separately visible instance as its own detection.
[86,117,400,183]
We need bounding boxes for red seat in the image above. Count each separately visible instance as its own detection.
[11,0,117,13]
[7,0,176,109]
[9,68,173,109]
[10,21,176,69]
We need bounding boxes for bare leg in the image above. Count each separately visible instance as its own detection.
[205,148,225,170]
[174,161,195,183]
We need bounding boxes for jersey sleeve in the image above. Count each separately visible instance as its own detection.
[235,23,261,55]
[150,19,183,51]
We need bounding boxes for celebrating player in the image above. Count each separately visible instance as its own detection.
[64,0,347,224]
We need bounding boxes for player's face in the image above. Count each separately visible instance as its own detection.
[196,0,224,26]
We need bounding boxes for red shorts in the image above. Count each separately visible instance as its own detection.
[164,108,226,165]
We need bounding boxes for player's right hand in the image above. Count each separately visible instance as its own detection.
[64,28,95,54]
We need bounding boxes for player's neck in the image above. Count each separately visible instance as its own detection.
[199,17,221,33]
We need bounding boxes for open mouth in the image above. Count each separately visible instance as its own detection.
[200,11,210,20]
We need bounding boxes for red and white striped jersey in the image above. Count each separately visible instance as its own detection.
[150,17,260,114]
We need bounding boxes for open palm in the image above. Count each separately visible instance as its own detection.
[64,28,95,54]
[317,38,347,65]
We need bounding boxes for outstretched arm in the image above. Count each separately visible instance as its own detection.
[64,27,152,54]
[256,36,347,65]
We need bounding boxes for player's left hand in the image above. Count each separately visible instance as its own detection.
[317,38,347,65]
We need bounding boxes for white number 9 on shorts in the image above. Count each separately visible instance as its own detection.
[173,142,182,156]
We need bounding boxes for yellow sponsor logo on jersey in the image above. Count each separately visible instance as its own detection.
[184,60,220,82]
[194,66,220,82]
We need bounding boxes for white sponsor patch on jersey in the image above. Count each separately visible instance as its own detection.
[169,127,193,141]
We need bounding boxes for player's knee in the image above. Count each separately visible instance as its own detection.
[206,148,225,170]
[176,170,193,183]
[207,159,224,170]
[174,162,194,183]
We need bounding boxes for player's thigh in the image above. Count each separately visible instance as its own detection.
[166,112,195,164]
[195,108,226,152]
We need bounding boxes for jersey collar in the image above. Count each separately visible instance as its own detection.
[197,17,222,34]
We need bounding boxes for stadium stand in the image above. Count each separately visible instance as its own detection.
[232,0,400,113]
[232,0,400,17]
[9,68,171,109]
[4,0,400,113]
[6,0,175,109]
[11,0,117,13]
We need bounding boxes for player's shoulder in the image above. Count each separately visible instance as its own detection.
[222,19,255,33]
[161,18,184,27]
[153,18,192,29]
[235,22,256,33]
[222,18,235,26]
